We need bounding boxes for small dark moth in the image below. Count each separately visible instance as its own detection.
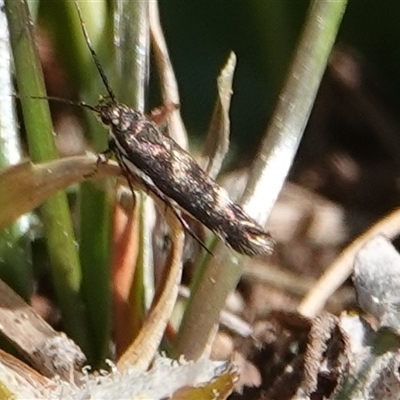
[76,8,274,257]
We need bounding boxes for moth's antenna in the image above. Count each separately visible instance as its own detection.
[16,94,97,112]
[74,2,116,102]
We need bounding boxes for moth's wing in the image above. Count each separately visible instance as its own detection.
[119,123,224,222]
[116,122,274,256]
[114,129,210,252]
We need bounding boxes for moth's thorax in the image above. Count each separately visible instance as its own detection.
[96,101,143,135]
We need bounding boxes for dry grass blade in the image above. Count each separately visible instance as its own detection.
[117,205,185,371]
[298,207,400,317]
[0,349,52,399]
[203,52,236,179]
[0,278,85,380]
[112,188,141,357]
[0,155,121,230]
[149,0,188,149]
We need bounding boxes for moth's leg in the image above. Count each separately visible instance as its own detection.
[115,150,136,196]
[97,149,113,165]
[160,199,212,256]
[84,145,114,179]
[97,139,115,165]
[83,143,115,180]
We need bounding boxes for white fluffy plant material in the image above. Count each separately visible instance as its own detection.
[337,235,400,400]
[0,356,238,400]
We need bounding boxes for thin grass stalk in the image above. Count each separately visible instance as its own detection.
[173,0,347,360]
[54,0,113,366]
[112,0,153,346]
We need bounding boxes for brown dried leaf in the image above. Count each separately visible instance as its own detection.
[117,205,185,371]
[203,52,236,179]
[0,155,120,230]
[0,278,85,380]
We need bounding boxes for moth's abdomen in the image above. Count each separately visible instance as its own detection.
[211,202,274,256]
[224,212,274,256]
[163,181,274,256]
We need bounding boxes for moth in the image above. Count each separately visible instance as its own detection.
[96,100,274,256]
[63,8,274,257]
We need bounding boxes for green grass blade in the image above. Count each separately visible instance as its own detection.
[0,2,33,299]
[5,0,89,354]
[44,0,113,365]
[173,0,348,360]
[113,0,153,337]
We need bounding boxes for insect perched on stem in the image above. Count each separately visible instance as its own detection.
[53,7,274,257]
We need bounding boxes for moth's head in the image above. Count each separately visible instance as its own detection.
[94,97,142,134]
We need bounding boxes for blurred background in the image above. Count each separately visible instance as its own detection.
[36,1,400,160]
[158,1,400,159]
[156,0,400,245]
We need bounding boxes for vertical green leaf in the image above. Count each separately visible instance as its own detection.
[5,0,89,354]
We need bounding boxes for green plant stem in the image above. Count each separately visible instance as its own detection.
[172,0,347,360]
[242,0,347,222]
[79,183,112,365]
[42,0,150,365]
[47,0,112,366]
[113,0,149,109]
[5,0,89,354]
[114,0,153,334]
[0,0,32,299]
